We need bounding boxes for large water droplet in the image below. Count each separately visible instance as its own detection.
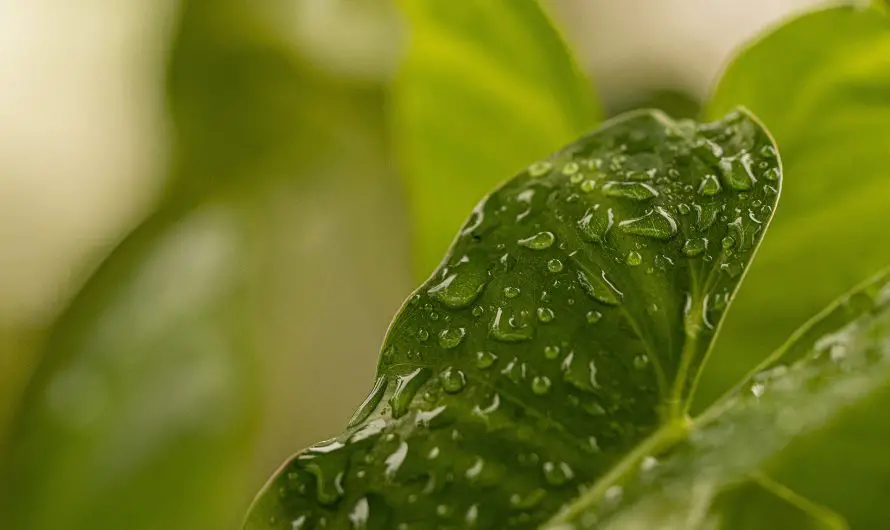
[347,376,388,427]
[719,155,755,191]
[578,206,614,243]
[602,181,659,201]
[428,267,488,309]
[439,367,466,394]
[618,207,678,240]
[389,368,431,418]
[698,174,722,196]
[577,269,623,306]
[438,327,466,349]
[518,231,555,250]
[490,307,535,342]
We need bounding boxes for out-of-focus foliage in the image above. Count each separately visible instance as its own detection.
[393,0,601,279]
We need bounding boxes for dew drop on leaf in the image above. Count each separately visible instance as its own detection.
[439,367,466,394]
[625,251,643,266]
[490,307,535,342]
[518,231,556,250]
[389,368,431,418]
[577,269,623,306]
[698,174,722,196]
[428,267,488,309]
[528,161,552,177]
[475,351,497,369]
[542,461,574,486]
[617,207,678,240]
[544,345,561,360]
[547,258,564,273]
[586,310,603,324]
[536,307,555,323]
[682,237,707,257]
[438,327,466,349]
[601,181,659,201]
[531,376,552,395]
[347,375,388,428]
[578,206,615,243]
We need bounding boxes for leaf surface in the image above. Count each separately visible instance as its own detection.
[244,109,782,529]
[393,0,601,278]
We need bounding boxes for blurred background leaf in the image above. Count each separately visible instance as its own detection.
[393,0,601,279]
[699,5,890,528]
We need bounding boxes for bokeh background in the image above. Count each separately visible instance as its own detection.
[0,0,833,528]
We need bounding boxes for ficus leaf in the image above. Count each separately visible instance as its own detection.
[394,0,601,279]
[244,109,782,529]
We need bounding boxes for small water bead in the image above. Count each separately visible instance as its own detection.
[528,161,552,177]
[547,259,564,273]
[504,286,520,298]
[580,180,596,193]
[602,181,659,201]
[438,327,466,349]
[542,461,574,486]
[677,203,691,215]
[763,167,780,182]
[537,307,555,323]
[466,505,479,526]
[722,236,736,249]
[617,207,678,240]
[510,489,546,510]
[465,457,485,481]
[531,376,552,395]
[544,345,561,360]
[603,485,624,506]
[682,238,707,257]
[475,351,497,369]
[439,367,466,393]
[569,173,584,185]
[417,328,429,342]
[586,310,603,324]
[472,305,484,317]
[698,174,722,196]
[633,354,650,370]
[429,312,440,321]
[625,251,642,266]
[518,231,555,250]
[562,161,580,175]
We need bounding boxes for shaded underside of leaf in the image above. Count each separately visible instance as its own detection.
[393,0,601,279]
[244,109,781,529]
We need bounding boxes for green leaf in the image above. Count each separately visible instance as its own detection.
[393,0,601,279]
[700,5,890,404]
[0,201,258,530]
[243,109,782,529]
[550,268,890,529]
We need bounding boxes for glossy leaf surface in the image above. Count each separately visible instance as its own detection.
[244,109,782,529]
[394,0,601,278]
[553,269,890,529]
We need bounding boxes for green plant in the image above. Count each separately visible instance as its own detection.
[242,2,890,529]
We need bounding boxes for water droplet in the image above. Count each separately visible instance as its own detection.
[634,354,650,370]
[677,203,691,215]
[751,382,765,398]
[490,307,535,342]
[532,376,552,395]
[586,311,603,324]
[475,351,497,369]
[587,436,601,453]
[465,457,485,481]
[721,236,736,249]
[466,505,479,526]
[518,231,555,250]
[543,461,574,486]
[570,173,584,184]
[472,306,484,317]
[501,357,527,384]
[719,155,755,191]
[562,352,600,392]
[384,441,408,478]
[604,485,624,505]
[537,307,555,323]
[349,497,369,529]
[625,251,642,266]
[439,367,466,393]
[578,206,615,243]
[428,267,488,309]
[528,161,552,177]
[510,489,546,510]
[698,174,722,196]
[438,327,466,349]
[577,269,623,306]
[682,238,707,257]
[436,504,454,517]
[504,286,520,299]
[347,376,388,427]
[562,161,580,175]
[473,393,501,417]
[389,368,431,418]
[428,447,440,460]
[292,516,308,530]
[547,259,564,273]
[580,180,596,193]
[544,345,561,360]
[602,181,659,201]
[417,328,429,342]
[618,207,678,240]
[760,145,777,158]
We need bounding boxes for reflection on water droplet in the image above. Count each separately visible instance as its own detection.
[578,206,615,243]
[466,505,479,526]
[528,161,552,177]
[547,259,564,273]
[618,207,678,240]
[438,327,466,349]
[698,174,722,196]
[349,497,369,529]
[682,238,707,257]
[760,145,777,158]
[384,441,408,478]
[634,354,650,370]
[519,231,556,250]
[580,180,596,193]
[720,154,756,191]
[543,461,574,486]
[466,457,485,480]
[389,368,431,418]
[625,251,642,266]
[504,286,520,298]
[721,236,736,249]
[347,376,388,427]
[537,307,555,323]
[490,307,535,342]
[532,376,552,395]
[417,328,429,342]
[562,161,580,175]
[475,351,497,369]
[577,269,623,306]
[602,181,659,201]
[586,311,603,324]
[439,367,466,393]
[428,267,488,309]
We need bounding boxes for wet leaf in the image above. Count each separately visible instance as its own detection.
[243,109,782,529]
[555,269,890,529]
[393,0,601,279]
